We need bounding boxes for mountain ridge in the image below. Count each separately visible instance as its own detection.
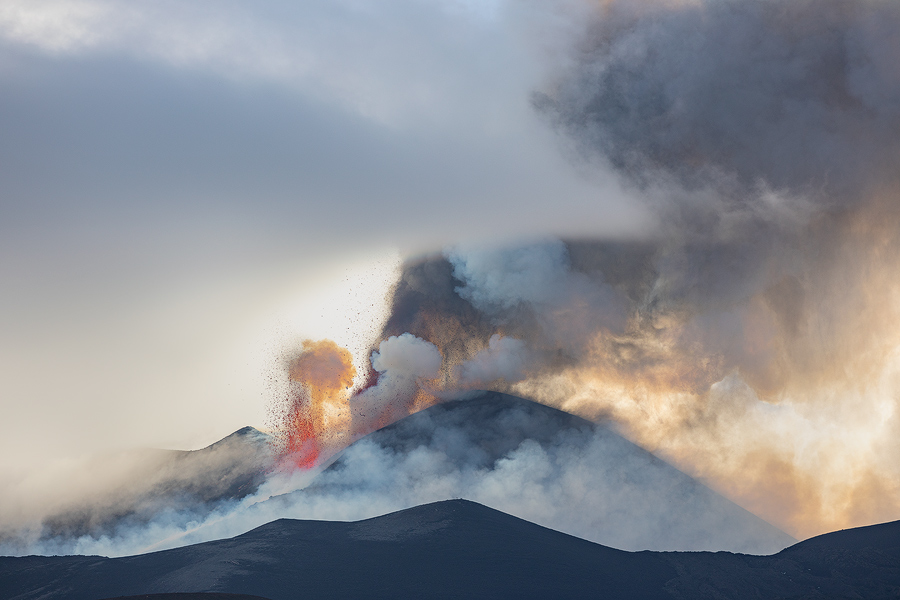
[2,498,899,600]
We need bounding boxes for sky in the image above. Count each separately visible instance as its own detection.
[0,0,648,467]
[6,0,900,550]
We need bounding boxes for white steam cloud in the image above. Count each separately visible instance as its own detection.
[351,333,442,432]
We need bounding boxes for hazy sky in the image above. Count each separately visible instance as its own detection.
[6,0,900,550]
[0,0,648,467]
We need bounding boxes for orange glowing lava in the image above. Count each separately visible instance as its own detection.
[279,339,356,469]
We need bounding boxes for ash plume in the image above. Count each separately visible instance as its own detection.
[538,0,900,203]
[370,0,900,540]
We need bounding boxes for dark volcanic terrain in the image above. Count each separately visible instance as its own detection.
[2,499,898,600]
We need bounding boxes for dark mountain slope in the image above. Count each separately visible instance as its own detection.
[3,499,900,600]
[661,518,900,599]
[783,517,900,553]
[339,390,599,468]
[2,500,676,600]
[43,427,273,537]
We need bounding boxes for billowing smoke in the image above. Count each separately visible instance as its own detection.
[366,0,900,540]
[351,333,443,433]
[455,334,532,387]
[544,0,900,201]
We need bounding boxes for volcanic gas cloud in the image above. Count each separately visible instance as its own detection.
[272,0,900,541]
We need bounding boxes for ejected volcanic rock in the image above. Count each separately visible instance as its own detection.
[280,391,795,553]
[2,499,899,600]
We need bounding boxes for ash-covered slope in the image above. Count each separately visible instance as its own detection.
[2,499,899,600]
[0,427,273,555]
[278,391,794,553]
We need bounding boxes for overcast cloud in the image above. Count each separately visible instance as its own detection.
[0,0,647,473]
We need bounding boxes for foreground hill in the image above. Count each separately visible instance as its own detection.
[2,499,898,600]
[276,391,794,553]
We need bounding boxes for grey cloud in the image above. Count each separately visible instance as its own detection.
[447,240,629,353]
[537,0,900,202]
[449,240,573,313]
[0,0,648,472]
[455,334,532,386]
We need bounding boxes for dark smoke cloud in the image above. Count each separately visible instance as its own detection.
[526,0,900,390]
[371,0,900,539]
[536,0,900,202]
[529,0,900,332]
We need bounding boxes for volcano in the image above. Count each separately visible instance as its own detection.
[266,391,794,553]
